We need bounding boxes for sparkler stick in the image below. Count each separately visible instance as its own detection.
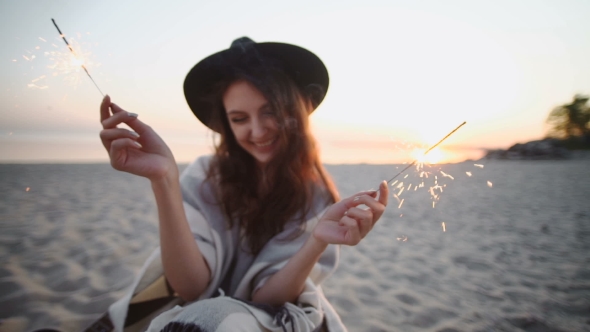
[386,121,467,184]
[51,18,104,96]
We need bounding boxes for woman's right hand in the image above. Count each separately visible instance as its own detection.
[99,95,177,181]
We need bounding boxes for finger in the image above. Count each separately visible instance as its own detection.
[101,110,139,129]
[100,128,140,143]
[346,207,373,223]
[349,194,379,209]
[110,137,142,155]
[110,102,125,114]
[345,207,373,237]
[350,195,385,222]
[122,115,152,135]
[340,216,361,245]
[108,138,142,170]
[378,180,389,206]
[343,190,377,208]
[100,95,111,123]
[339,214,357,227]
[111,103,152,135]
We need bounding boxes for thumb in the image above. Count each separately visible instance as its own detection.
[111,103,151,135]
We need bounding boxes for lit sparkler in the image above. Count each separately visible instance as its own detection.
[386,122,466,184]
[380,122,483,218]
[51,18,104,96]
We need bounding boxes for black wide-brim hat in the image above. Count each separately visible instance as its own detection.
[183,37,329,130]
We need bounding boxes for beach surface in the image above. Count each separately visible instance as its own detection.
[1,159,589,331]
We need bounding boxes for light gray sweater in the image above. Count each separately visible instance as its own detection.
[108,155,347,331]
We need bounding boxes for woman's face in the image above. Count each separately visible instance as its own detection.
[223,80,280,166]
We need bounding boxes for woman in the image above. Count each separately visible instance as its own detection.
[99,37,388,332]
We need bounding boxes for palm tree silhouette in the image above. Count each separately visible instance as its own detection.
[546,94,590,140]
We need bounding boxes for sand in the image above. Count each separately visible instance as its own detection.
[1,159,589,331]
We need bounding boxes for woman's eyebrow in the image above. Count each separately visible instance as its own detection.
[226,102,270,114]
[226,109,245,115]
[258,103,270,111]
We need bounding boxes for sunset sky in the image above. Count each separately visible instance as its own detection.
[1,0,589,164]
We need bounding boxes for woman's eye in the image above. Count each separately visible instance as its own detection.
[231,117,247,123]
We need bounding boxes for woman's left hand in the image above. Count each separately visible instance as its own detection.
[314,180,389,246]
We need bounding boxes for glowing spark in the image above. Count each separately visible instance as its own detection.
[39,37,47,42]
[474,164,484,168]
[25,187,30,192]
[396,182,404,189]
[392,194,400,203]
[466,172,472,177]
[397,235,408,242]
[397,187,404,196]
[442,222,446,232]
[70,55,84,67]
[23,55,31,61]
[408,184,412,191]
[27,84,48,89]
[404,174,408,179]
[31,75,46,83]
[400,214,403,217]
[398,199,404,209]
[391,180,398,186]
[487,181,493,188]
[12,59,16,62]
[432,201,436,208]
[440,171,454,180]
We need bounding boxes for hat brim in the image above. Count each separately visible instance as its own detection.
[183,41,329,130]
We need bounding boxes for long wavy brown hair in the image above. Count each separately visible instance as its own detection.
[202,62,339,255]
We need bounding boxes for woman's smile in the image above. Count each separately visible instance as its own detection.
[223,80,281,165]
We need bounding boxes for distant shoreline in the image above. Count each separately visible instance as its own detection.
[483,137,590,161]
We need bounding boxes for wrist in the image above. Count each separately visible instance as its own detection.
[150,164,179,187]
[150,168,180,193]
[307,232,329,254]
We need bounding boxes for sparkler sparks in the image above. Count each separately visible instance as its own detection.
[378,124,492,242]
[13,23,102,96]
[381,122,467,215]
[51,18,104,96]
[440,171,454,180]
[386,122,466,184]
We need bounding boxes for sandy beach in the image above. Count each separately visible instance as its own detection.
[1,159,589,331]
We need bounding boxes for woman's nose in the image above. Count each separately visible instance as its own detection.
[251,118,268,138]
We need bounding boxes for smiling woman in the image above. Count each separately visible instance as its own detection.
[95,36,389,332]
